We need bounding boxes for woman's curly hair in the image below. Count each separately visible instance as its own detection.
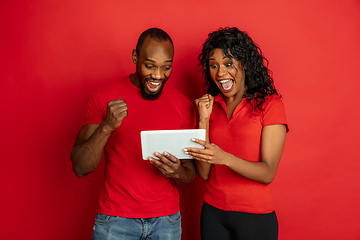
[198,27,280,112]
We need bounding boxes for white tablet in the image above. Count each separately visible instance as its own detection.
[140,129,206,160]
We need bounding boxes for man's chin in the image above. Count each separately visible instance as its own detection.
[141,88,162,100]
[140,78,167,100]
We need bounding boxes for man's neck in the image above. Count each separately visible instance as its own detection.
[130,73,141,89]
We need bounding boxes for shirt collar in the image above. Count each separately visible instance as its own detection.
[214,94,224,103]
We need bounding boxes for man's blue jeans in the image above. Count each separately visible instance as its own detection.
[92,212,181,240]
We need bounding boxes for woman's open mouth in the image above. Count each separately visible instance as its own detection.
[218,79,234,92]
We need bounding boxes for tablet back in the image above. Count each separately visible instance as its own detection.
[140,129,206,160]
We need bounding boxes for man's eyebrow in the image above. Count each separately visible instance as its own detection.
[145,59,173,63]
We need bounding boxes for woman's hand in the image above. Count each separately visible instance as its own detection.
[184,138,231,166]
[195,94,214,121]
[188,125,287,184]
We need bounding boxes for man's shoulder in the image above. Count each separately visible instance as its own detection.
[94,76,130,96]
[163,84,191,102]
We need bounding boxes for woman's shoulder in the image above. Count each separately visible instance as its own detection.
[245,94,283,110]
[264,94,283,107]
[266,94,282,101]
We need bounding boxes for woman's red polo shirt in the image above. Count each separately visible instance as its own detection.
[204,94,288,213]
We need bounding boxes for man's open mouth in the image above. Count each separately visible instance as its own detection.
[145,80,163,93]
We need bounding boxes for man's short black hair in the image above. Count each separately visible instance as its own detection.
[136,28,173,54]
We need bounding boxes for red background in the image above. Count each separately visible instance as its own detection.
[1,0,360,239]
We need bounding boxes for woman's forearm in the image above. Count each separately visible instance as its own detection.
[196,119,212,180]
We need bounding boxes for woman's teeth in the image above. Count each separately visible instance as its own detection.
[219,79,233,91]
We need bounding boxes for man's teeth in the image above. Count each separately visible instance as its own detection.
[150,82,160,86]
[146,80,162,92]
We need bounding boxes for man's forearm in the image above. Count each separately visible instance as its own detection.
[71,125,111,177]
[173,162,196,185]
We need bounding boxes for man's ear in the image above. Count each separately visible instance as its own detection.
[132,49,138,64]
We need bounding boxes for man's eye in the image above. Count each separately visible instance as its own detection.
[163,66,171,71]
[146,65,154,69]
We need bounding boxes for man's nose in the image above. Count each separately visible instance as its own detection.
[151,68,162,79]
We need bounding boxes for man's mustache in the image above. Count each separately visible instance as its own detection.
[145,77,168,82]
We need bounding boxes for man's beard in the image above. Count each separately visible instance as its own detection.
[140,78,167,100]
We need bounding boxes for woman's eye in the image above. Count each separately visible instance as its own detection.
[225,62,233,67]
[210,65,217,69]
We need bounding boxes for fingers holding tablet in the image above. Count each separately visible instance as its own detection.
[149,151,182,178]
